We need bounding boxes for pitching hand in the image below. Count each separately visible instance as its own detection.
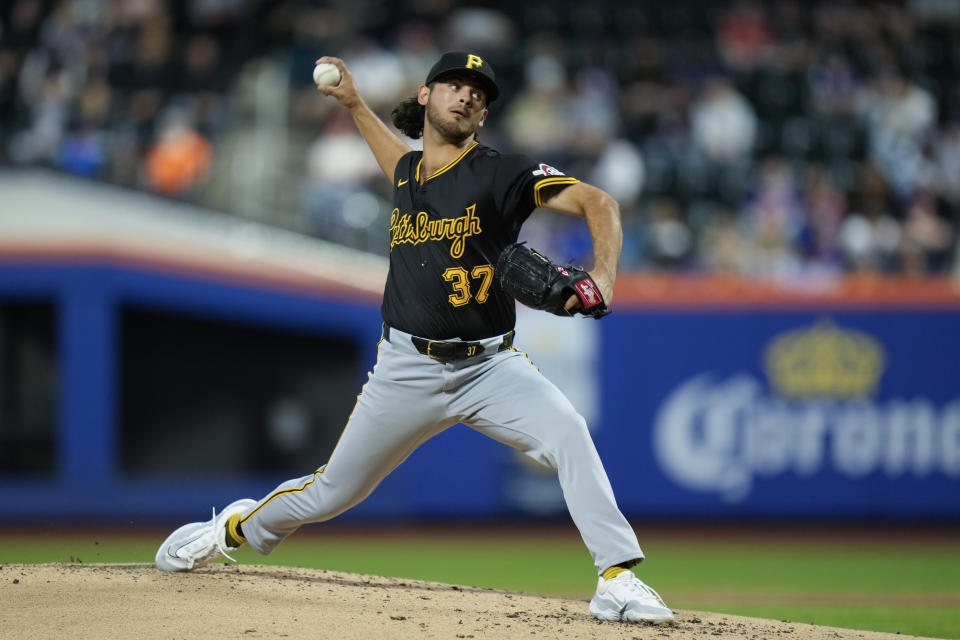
[314,57,361,110]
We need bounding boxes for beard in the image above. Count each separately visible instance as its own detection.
[424,98,478,144]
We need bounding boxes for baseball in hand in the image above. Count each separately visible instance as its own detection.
[313,62,341,88]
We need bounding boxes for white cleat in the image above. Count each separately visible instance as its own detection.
[155,498,257,572]
[589,571,675,624]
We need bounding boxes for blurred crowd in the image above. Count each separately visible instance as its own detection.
[2,0,959,277]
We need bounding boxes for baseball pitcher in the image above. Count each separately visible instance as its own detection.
[155,51,673,624]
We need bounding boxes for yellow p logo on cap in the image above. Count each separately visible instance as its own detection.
[466,55,483,69]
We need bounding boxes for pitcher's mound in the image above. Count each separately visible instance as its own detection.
[1,563,932,639]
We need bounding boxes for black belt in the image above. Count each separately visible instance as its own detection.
[383,324,515,363]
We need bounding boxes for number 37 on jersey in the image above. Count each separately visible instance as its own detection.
[442,264,494,307]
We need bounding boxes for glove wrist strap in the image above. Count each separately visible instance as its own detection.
[573,279,604,313]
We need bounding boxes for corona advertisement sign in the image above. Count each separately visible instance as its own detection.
[601,311,960,519]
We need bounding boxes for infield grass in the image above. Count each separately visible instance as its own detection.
[2,525,957,639]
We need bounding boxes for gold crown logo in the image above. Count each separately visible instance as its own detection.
[763,319,885,399]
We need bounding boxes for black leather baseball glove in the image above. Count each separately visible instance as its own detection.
[496,242,610,319]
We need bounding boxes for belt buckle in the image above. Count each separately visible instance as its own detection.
[425,339,483,362]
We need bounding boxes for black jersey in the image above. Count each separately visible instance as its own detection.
[381,141,579,340]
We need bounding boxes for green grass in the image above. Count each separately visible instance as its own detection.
[653,543,960,640]
[654,543,959,593]
[2,529,958,639]
[0,533,156,565]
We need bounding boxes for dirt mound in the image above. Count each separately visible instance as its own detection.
[1,563,934,639]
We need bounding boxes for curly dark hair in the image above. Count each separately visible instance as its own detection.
[391,96,425,139]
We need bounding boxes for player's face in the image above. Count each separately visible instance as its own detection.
[421,75,488,143]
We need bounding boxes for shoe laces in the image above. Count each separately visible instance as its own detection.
[616,573,668,607]
[209,506,238,564]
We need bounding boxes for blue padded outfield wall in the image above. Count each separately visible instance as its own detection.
[598,310,960,520]
[1,259,958,522]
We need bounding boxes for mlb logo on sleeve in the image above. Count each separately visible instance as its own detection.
[532,163,565,177]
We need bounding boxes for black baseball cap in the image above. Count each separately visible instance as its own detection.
[425,51,499,103]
